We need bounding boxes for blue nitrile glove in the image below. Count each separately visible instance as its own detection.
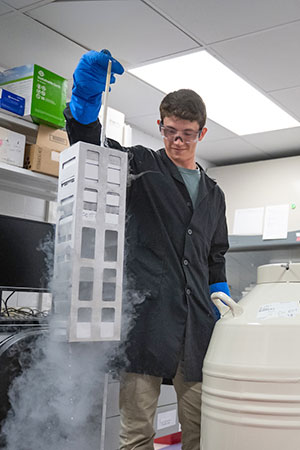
[70,49,124,124]
[209,282,231,319]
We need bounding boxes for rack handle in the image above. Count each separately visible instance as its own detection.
[100,58,112,147]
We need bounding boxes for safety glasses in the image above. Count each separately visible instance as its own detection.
[159,123,202,144]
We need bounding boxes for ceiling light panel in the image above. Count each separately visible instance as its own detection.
[129,51,300,135]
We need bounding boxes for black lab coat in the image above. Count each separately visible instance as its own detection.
[64,106,229,381]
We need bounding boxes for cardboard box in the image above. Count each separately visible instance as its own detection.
[24,125,69,177]
[0,88,25,116]
[36,124,69,150]
[24,144,62,177]
[0,64,67,128]
[0,126,26,167]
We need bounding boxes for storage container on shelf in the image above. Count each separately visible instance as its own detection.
[201,263,300,450]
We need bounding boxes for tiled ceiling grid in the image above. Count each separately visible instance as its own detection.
[1,0,300,165]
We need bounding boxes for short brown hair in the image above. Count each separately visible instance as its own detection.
[159,89,206,129]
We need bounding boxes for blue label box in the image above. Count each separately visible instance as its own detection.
[0,88,25,116]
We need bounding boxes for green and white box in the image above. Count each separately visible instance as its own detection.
[0,64,67,128]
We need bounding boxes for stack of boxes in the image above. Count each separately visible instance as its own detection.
[24,125,69,177]
[0,63,69,177]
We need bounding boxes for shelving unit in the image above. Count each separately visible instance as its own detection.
[0,111,38,143]
[0,162,58,201]
[0,111,58,201]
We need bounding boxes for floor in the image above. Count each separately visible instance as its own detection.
[154,444,181,449]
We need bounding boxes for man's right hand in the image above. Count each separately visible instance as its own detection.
[70,49,124,125]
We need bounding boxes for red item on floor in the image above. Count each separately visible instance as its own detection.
[154,432,182,445]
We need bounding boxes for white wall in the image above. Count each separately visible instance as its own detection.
[207,155,300,235]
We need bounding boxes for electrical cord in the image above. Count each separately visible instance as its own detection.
[4,307,50,318]
[3,291,16,316]
[0,291,50,319]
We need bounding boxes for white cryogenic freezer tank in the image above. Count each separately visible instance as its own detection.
[201,263,300,450]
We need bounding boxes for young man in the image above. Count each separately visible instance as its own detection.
[64,50,230,450]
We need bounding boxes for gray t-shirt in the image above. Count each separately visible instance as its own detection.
[177,166,201,207]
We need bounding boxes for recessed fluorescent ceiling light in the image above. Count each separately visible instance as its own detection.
[129,51,299,136]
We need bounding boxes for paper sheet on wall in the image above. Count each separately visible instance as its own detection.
[233,207,264,235]
[262,204,289,240]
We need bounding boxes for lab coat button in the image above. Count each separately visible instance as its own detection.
[187,229,192,235]
[186,288,191,295]
[183,259,189,266]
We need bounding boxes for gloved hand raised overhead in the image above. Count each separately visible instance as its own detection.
[70,49,124,124]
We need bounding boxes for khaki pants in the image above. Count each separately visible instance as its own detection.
[119,362,202,450]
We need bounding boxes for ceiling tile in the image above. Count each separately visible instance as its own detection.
[211,21,300,92]
[126,113,161,141]
[204,119,237,141]
[0,13,85,79]
[196,137,269,165]
[270,87,300,121]
[27,0,198,68]
[108,72,164,121]
[242,127,300,157]
[0,2,13,15]
[4,0,52,8]
[148,0,300,44]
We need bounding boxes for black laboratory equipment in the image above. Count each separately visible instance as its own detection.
[0,214,54,446]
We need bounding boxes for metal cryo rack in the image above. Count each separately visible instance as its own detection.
[53,141,127,342]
